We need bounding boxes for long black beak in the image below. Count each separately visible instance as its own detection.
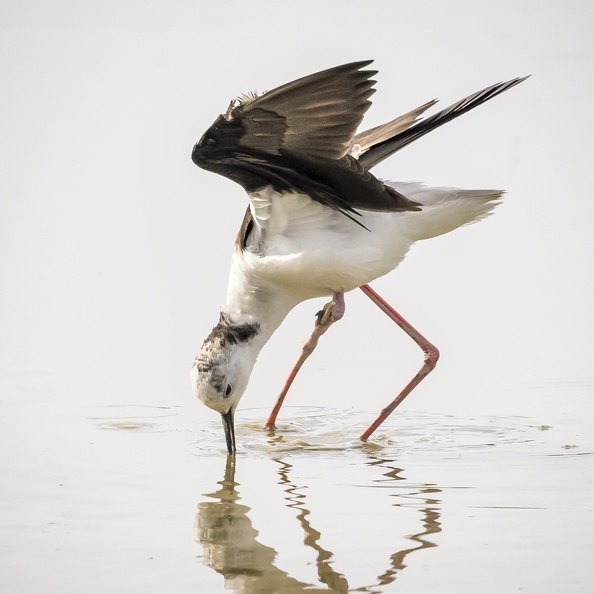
[221,409,236,454]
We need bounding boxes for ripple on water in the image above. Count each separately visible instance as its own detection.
[88,405,554,458]
[229,407,539,457]
[90,404,180,433]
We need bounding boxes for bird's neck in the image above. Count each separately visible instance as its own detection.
[221,252,299,358]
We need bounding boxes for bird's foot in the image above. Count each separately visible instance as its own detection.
[315,300,335,326]
[315,291,345,327]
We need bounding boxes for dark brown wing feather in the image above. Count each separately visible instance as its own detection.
[359,76,529,169]
[236,60,377,160]
[192,61,420,223]
[192,63,528,230]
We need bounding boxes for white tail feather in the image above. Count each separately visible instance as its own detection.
[386,181,504,242]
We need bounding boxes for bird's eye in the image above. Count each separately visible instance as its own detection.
[224,383,233,398]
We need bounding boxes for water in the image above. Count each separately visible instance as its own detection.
[2,398,591,593]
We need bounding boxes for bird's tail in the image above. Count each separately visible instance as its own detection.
[386,181,504,242]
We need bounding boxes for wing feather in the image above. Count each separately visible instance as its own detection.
[235,60,377,160]
[359,76,529,168]
[192,62,528,232]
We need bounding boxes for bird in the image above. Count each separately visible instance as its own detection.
[190,60,527,454]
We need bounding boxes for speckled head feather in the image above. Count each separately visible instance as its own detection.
[191,312,261,414]
[194,313,260,377]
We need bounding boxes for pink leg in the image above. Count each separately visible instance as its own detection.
[358,284,440,441]
[264,291,345,429]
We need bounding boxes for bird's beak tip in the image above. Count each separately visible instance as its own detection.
[221,409,236,454]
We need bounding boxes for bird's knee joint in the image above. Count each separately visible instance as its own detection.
[424,345,440,367]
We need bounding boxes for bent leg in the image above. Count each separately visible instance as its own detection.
[264,291,346,429]
[358,284,440,441]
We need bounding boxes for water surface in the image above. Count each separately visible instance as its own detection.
[2,400,591,593]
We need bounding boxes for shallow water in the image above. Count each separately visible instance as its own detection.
[2,399,592,593]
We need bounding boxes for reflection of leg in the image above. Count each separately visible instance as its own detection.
[275,459,350,592]
[358,284,440,441]
[264,291,346,429]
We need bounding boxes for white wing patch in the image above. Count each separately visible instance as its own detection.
[248,187,354,253]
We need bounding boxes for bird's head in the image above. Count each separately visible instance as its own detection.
[191,108,246,170]
[191,314,260,454]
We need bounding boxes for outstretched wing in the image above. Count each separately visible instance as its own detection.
[235,60,378,160]
[358,76,529,169]
[192,63,528,231]
[192,61,420,223]
[349,99,437,158]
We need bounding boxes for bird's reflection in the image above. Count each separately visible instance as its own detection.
[194,454,441,593]
[195,456,328,593]
[275,459,349,593]
[366,455,441,585]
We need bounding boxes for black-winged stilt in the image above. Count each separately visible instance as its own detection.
[190,61,527,453]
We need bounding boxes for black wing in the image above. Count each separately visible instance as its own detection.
[235,60,377,160]
[192,61,421,223]
[358,76,529,169]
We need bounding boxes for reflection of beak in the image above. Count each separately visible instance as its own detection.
[221,409,236,454]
